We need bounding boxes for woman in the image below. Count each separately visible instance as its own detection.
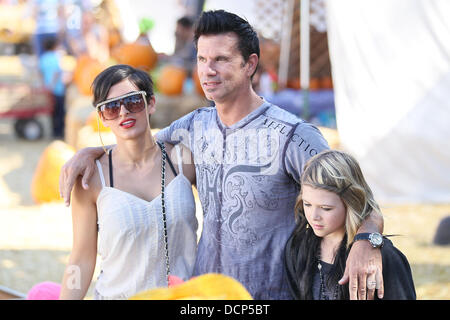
[59,65,197,300]
[284,150,416,300]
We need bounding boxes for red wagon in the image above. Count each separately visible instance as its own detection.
[0,83,54,140]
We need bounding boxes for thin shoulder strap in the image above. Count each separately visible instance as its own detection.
[95,160,106,188]
[158,142,177,176]
[174,144,183,174]
[108,149,114,188]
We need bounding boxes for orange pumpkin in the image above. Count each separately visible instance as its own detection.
[31,141,76,204]
[112,42,158,71]
[130,273,253,300]
[286,78,301,90]
[73,55,103,96]
[108,28,122,49]
[157,64,187,96]
[192,66,204,96]
[320,76,333,89]
[86,110,111,132]
[309,78,321,91]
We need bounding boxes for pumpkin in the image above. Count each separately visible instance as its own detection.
[130,273,252,300]
[108,28,122,49]
[72,55,103,96]
[156,64,187,96]
[112,42,158,71]
[286,78,321,90]
[320,76,333,89]
[86,110,111,132]
[309,78,321,91]
[192,66,204,96]
[31,141,76,204]
[286,78,300,90]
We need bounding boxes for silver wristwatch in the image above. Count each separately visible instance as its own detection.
[354,232,384,248]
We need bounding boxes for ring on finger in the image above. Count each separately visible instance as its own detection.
[367,281,377,289]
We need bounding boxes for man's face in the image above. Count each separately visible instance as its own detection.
[196,33,252,104]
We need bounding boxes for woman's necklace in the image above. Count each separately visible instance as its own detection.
[317,260,340,300]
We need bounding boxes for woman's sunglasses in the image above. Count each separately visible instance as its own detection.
[96,91,147,120]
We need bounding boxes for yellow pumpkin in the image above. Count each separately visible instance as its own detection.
[157,65,187,96]
[86,110,111,132]
[130,273,253,300]
[31,141,76,204]
[112,42,158,71]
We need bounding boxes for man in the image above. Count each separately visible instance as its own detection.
[60,10,384,300]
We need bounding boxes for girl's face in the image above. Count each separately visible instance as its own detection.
[100,78,155,140]
[302,185,346,242]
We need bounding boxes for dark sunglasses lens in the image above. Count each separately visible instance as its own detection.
[102,101,121,119]
[100,93,145,119]
[123,95,145,113]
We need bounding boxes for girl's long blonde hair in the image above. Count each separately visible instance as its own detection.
[295,149,382,247]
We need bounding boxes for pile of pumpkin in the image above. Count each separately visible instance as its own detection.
[72,38,202,98]
[286,76,333,90]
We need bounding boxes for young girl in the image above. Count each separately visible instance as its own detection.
[59,65,198,299]
[284,150,416,300]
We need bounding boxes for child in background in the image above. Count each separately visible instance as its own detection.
[284,150,416,300]
[38,36,66,139]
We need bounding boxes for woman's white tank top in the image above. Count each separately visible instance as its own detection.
[94,145,197,299]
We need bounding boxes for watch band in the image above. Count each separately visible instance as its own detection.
[354,233,371,242]
[354,232,384,248]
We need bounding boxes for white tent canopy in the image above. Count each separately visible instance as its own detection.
[326,0,450,203]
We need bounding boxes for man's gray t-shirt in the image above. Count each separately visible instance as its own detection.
[157,101,329,299]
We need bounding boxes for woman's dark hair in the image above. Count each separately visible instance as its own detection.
[284,215,350,300]
[194,10,260,65]
[92,64,154,106]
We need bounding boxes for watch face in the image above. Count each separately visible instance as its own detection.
[370,233,383,246]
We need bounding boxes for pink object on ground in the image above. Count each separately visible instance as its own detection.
[168,275,184,287]
[27,281,61,300]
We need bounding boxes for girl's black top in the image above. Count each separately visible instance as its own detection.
[285,236,417,300]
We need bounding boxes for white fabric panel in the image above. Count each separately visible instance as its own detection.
[325,0,450,203]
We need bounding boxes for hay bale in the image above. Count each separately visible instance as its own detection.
[64,84,94,148]
[318,126,340,149]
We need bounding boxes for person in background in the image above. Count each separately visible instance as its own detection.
[158,16,197,76]
[38,36,66,139]
[284,150,416,300]
[172,16,196,75]
[29,0,64,56]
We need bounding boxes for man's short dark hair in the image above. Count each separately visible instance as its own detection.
[194,10,260,65]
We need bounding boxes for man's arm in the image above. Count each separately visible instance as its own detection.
[155,108,198,149]
[339,210,385,300]
[59,146,108,206]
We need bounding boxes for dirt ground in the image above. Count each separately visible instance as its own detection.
[0,117,449,300]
